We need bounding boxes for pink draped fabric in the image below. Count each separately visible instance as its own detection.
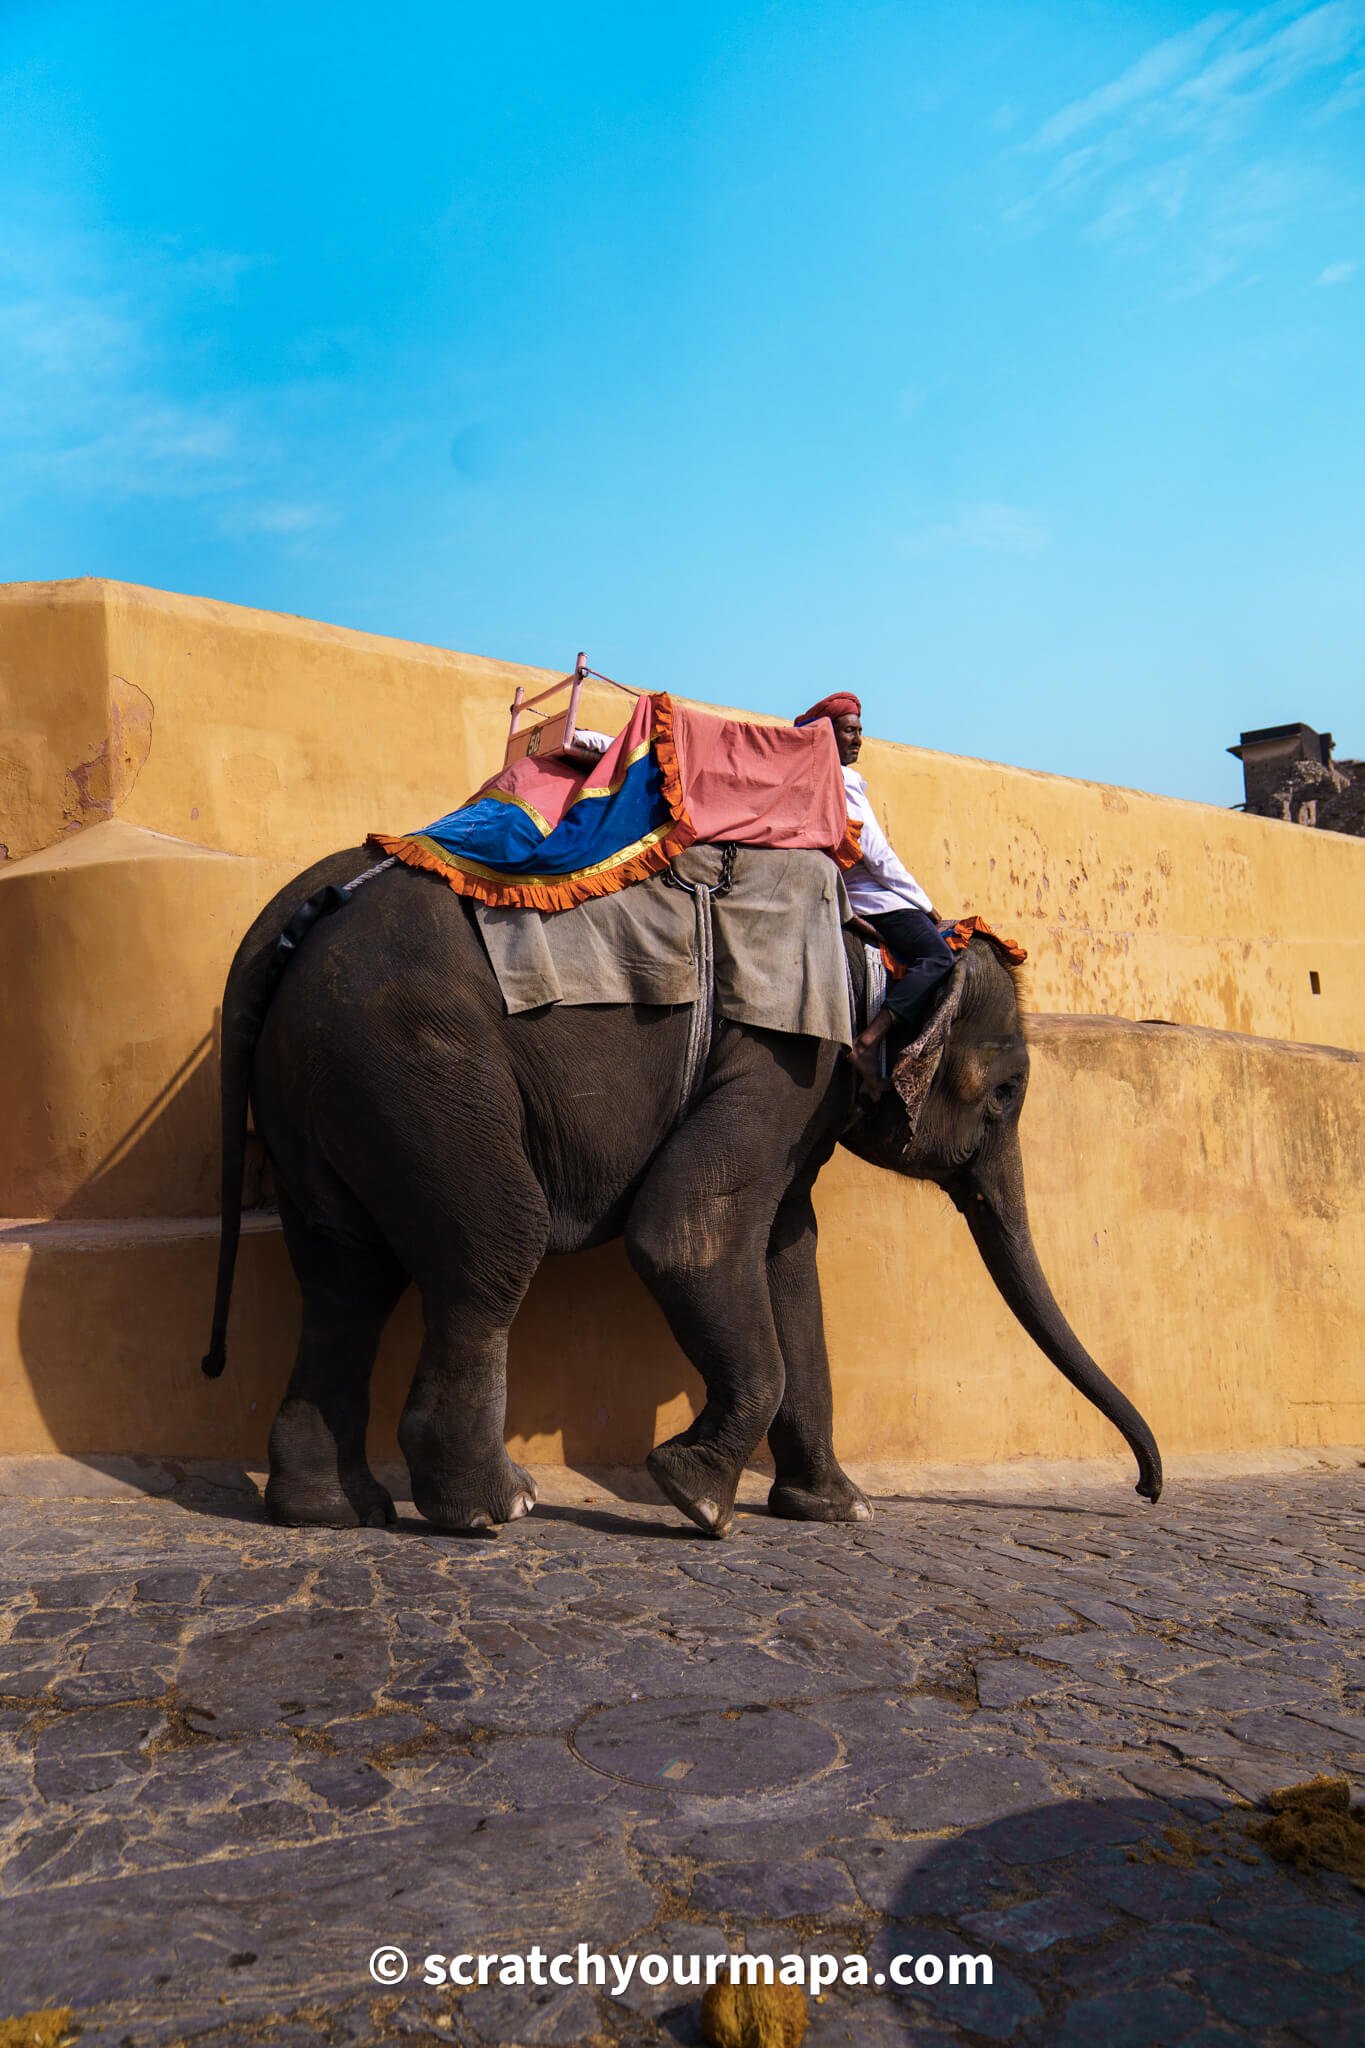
[665,701,852,854]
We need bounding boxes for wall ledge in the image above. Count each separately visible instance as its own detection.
[1030,1012,1360,1063]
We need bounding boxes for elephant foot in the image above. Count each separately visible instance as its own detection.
[768,1470,873,1524]
[267,1400,396,1529]
[265,1469,397,1530]
[646,1440,740,1539]
[411,1456,538,1536]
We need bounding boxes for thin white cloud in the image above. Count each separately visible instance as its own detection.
[0,211,311,524]
[35,406,247,498]
[1007,2,1365,291]
[1088,163,1191,242]
[899,502,1052,557]
[239,501,328,534]
[1316,58,1365,113]
[1032,13,1238,151]
[1175,0,1363,114]
[1315,257,1357,282]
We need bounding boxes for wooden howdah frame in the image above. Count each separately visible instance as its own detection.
[504,653,641,768]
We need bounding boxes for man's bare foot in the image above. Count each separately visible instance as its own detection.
[846,1039,887,1093]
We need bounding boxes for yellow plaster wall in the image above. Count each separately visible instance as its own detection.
[855,741,1363,1053]
[3,577,1361,1051]
[0,821,296,1218]
[0,1018,1359,1464]
[1,577,1361,1469]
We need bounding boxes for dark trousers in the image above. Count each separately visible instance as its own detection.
[866,907,955,1035]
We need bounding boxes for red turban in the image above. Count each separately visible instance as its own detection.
[795,692,861,728]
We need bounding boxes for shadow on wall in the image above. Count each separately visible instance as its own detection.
[13,1030,704,1487]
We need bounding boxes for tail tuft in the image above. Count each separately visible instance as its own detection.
[201,1348,227,1380]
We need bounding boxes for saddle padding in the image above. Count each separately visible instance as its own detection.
[474,844,854,1047]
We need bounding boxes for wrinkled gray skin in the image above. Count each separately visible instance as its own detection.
[204,851,1162,1538]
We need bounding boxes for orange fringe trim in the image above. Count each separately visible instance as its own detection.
[944,914,1028,963]
[368,698,701,912]
[366,825,696,913]
[880,913,1028,979]
[649,692,690,832]
[370,691,861,910]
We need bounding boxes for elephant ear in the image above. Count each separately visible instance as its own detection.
[890,953,969,1138]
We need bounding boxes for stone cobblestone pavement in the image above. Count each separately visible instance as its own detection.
[0,1464,1361,2047]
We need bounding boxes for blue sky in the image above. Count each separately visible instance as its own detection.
[2,1,1362,804]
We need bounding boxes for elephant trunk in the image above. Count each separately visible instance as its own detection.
[957,1135,1163,1502]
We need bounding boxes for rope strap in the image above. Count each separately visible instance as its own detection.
[663,844,738,1127]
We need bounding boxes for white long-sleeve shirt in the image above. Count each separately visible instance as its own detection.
[841,765,933,917]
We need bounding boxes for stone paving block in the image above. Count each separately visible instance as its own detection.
[572,1697,839,1794]
[0,1650,70,1696]
[1047,1984,1206,2048]
[1068,1846,1227,1923]
[31,1571,129,1607]
[610,1921,730,2017]
[865,1748,1058,1831]
[1175,2028,1257,2048]
[1062,1918,1244,1992]
[176,1608,392,1734]
[4,1814,132,1890]
[820,1687,983,1766]
[869,1924,1042,2041]
[11,1608,87,1639]
[1286,1705,1365,1745]
[327,1709,430,1754]
[457,1978,605,2041]
[1292,2014,1365,2048]
[979,1795,1150,1865]
[959,1893,1117,1953]
[1198,1959,1359,2032]
[642,1813,856,1869]
[837,1834,1012,1917]
[201,1564,312,1607]
[135,1568,205,1604]
[691,1857,860,1921]
[0,1472,1359,2045]
[803,1990,954,2044]
[52,1668,169,1707]
[32,1704,163,1799]
[1205,1897,1365,1975]
[296,1755,393,1813]
[975,1657,1066,1710]
[0,1807,652,2013]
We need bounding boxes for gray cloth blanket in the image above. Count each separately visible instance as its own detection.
[474,845,854,1047]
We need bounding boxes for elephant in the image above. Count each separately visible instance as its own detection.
[203,847,1162,1538]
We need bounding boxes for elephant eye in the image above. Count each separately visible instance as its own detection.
[989,1074,1024,1115]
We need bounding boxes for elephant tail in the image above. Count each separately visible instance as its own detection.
[202,883,352,1378]
[201,971,255,1380]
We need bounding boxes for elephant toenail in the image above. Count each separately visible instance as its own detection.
[852,1501,873,1520]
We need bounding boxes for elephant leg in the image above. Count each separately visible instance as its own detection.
[626,1115,787,1539]
[326,1061,553,1536]
[398,1293,539,1534]
[266,1215,407,1529]
[764,1192,872,1524]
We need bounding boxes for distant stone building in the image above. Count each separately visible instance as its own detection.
[1229,723,1365,837]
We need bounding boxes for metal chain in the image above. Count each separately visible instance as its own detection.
[663,841,738,898]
